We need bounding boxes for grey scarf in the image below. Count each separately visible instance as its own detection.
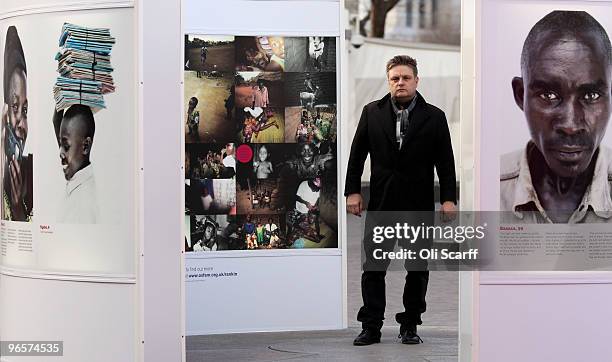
[391,94,418,148]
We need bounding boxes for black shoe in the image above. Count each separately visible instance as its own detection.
[353,329,381,346]
[399,326,423,344]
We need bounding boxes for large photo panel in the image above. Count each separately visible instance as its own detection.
[481,1,612,223]
[0,8,136,276]
[477,1,612,273]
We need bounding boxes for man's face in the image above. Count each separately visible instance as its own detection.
[300,144,314,165]
[6,70,28,146]
[59,117,90,180]
[387,65,419,102]
[512,33,612,177]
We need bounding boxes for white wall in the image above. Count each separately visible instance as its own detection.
[0,274,136,362]
[480,279,612,362]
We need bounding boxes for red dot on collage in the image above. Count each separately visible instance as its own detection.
[236,144,253,163]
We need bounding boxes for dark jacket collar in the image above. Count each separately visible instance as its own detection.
[376,90,427,109]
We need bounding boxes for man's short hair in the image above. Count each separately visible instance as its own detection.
[64,104,95,139]
[521,11,612,71]
[386,55,418,77]
[3,26,27,104]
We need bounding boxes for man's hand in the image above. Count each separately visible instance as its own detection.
[346,193,364,217]
[440,201,457,222]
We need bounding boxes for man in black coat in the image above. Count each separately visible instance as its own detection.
[345,55,457,345]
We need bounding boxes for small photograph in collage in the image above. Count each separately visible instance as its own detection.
[235,36,285,72]
[186,178,236,215]
[237,107,285,143]
[238,214,287,249]
[285,36,336,72]
[184,35,235,143]
[284,106,337,150]
[188,214,243,251]
[234,71,285,108]
[235,144,289,215]
[285,176,327,246]
[186,143,236,179]
[283,72,336,109]
[184,34,235,73]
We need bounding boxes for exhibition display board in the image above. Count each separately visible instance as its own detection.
[0,6,137,279]
[0,2,139,362]
[0,0,349,359]
[478,0,612,270]
[471,0,612,361]
[182,0,346,334]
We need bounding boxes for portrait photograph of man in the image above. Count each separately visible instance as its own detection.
[481,5,612,224]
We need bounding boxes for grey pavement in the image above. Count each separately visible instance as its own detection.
[187,212,459,362]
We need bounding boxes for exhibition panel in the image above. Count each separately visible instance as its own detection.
[478,0,612,269]
[0,2,139,362]
[182,0,346,334]
[472,0,612,361]
[0,7,137,279]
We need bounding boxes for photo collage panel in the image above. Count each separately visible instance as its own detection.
[184,35,338,251]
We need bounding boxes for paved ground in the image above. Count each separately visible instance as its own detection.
[187,326,457,362]
[186,212,459,361]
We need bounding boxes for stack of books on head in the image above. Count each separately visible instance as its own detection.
[53,23,116,112]
[53,77,104,111]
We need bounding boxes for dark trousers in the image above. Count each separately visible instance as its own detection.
[358,270,429,331]
[358,212,431,331]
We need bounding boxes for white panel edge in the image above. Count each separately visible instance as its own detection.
[0,1,135,20]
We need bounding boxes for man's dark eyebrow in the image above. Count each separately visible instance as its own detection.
[527,79,562,90]
[577,80,608,92]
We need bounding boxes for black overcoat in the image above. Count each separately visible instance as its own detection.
[344,92,457,211]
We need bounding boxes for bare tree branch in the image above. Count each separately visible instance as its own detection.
[385,0,401,13]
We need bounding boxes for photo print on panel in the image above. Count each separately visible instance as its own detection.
[184,34,338,250]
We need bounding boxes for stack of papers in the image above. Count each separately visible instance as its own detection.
[53,23,116,111]
[53,77,105,112]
